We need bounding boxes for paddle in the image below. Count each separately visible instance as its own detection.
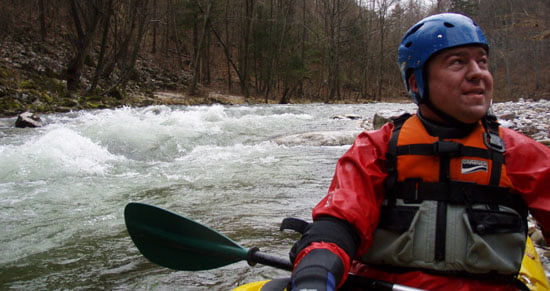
[124,202,291,271]
[124,202,423,291]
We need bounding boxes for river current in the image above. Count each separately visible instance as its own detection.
[0,103,417,290]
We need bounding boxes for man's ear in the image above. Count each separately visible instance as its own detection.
[408,73,419,94]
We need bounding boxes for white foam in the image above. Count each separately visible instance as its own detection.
[0,127,121,182]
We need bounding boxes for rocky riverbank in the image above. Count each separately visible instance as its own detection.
[492,99,550,146]
[362,98,550,147]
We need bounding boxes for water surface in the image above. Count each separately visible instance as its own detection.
[0,103,416,290]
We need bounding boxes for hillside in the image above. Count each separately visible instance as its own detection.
[0,33,198,117]
[1,0,548,117]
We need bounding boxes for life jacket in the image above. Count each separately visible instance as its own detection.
[361,113,528,281]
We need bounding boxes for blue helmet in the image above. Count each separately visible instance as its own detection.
[398,13,489,104]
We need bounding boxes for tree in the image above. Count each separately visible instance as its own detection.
[188,0,214,95]
[66,0,104,91]
[319,0,353,102]
[374,0,397,101]
[99,0,152,94]
[4,0,549,103]
[237,0,257,101]
[450,0,479,17]
[89,0,114,92]
[477,0,549,100]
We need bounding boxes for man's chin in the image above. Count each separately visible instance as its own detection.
[458,110,488,124]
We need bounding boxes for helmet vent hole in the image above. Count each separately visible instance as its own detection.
[405,23,424,38]
[405,42,413,48]
[444,22,454,28]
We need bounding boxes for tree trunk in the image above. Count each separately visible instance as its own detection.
[89,0,113,92]
[38,0,46,41]
[115,0,151,91]
[66,0,102,91]
[189,0,213,95]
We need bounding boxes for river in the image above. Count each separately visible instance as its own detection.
[0,103,418,290]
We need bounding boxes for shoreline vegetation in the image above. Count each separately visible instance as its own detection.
[1,1,548,118]
[2,32,548,146]
[0,35,408,118]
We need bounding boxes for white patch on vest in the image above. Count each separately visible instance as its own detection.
[461,159,488,174]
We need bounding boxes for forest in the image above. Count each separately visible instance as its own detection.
[0,0,548,113]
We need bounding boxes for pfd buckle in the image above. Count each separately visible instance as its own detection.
[433,141,463,157]
[484,132,505,153]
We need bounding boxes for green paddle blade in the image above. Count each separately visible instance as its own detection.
[124,202,248,271]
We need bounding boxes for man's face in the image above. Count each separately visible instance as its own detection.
[423,46,493,124]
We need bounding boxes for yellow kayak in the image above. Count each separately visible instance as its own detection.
[518,237,550,290]
[233,237,549,291]
[233,279,289,291]
[234,280,275,291]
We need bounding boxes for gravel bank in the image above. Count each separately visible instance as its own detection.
[492,99,550,146]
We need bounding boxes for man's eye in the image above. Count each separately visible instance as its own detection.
[478,58,489,67]
[450,59,464,65]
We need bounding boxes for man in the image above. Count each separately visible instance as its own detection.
[290,13,550,291]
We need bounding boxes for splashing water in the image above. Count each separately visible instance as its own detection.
[0,103,416,290]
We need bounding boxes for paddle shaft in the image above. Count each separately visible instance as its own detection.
[247,247,293,271]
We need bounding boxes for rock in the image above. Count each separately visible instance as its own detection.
[373,109,409,129]
[498,112,516,120]
[207,92,245,105]
[498,120,515,128]
[61,98,79,107]
[15,111,42,128]
[55,106,73,113]
[531,229,548,247]
[493,99,550,145]
[331,114,363,120]
[273,131,360,146]
[372,114,390,130]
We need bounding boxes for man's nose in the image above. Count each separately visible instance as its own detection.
[466,61,483,81]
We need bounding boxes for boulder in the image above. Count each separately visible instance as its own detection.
[493,99,550,145]
[15,111,43,128]
[273,131,360,146]
[331,114,363,120]
[373,109,408,129]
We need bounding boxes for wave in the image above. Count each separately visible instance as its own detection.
[0,127,122,182]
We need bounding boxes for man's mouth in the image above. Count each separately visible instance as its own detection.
[463,89,484,96]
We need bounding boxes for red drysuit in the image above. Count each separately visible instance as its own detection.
[301,118,550,290]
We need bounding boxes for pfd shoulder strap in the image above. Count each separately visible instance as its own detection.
[483,114,506,186]
[385,113,412,196]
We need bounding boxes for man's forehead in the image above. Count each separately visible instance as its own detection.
[439,46,488,57]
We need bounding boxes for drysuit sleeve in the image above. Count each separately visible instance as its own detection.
[291,248,345,291]
[290,217,360,290]
[290,124,393,290]
[312,124,392,255]
[502,127,550,242]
